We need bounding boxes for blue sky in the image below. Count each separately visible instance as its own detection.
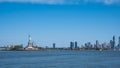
[0,0,120,47]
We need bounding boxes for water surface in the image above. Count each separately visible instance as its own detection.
[0,50,120,68]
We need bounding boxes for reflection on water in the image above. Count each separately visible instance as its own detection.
[0,50,120,68]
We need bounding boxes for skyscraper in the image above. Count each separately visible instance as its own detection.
[112,36,115,49]
[118,36,120,48]
[70,42,74,50]
[53,43,56,49]
[110,40,113,48]
[75,41,78,48]
[96,40,99,46]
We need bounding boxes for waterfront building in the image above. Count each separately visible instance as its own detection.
[75,41,78,48]
[95,40,101,48]
[117,36,120,48]
[113,36,115,47]
[102,42,106,49]
[96,40,99,46]
[70,42,74,50]
[0,47,7,50]
[111,36,115,49]
[101,42,111,49]
[85,42,92,49]
[53,43,56,49]
[110,40,113,48]
[101,43,105,49]
[85,43,88,48]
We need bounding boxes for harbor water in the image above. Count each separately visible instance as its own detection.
[0,50,120,68]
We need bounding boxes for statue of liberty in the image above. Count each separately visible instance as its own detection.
[28,35,32,47]
[28,35,31,42]
[25,35,37,50]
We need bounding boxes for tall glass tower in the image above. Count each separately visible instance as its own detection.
[53,43,56,49]
[112,36,115,49]
[75,41,78,48]
[118,36,120,48]
[70,42,74,50]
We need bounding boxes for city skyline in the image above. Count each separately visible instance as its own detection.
[0,0,120,47]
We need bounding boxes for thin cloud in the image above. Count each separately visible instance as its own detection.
[88,0,120,5]
[0,0,120,5]
[0,0,65,4]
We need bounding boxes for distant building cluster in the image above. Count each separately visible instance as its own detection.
[0,35,40,51]
[79,36,120,50]
[70,41,78,50]
[0,35,120,51]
